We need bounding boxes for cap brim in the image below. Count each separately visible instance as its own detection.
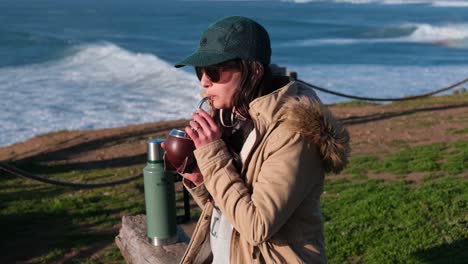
[174,51,237,68]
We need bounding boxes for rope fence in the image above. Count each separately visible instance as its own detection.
[297,77,468,102]
[0,162,142,188]
[1,77,467,188]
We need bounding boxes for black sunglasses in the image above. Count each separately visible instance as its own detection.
[195,61,239,82]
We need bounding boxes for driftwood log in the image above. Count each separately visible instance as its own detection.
[115,215,189,264]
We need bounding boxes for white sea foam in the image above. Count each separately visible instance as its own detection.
[1,43,467,147]
[406,23,468,43]
[432,0,468,6]
[282,0,468,7]
[289,64,468,104]
[281,23,468,48]
[0,43,201,147]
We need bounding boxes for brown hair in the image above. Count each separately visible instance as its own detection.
[214,59,274,171]
[215,59,273,126]
[234,60,273,117]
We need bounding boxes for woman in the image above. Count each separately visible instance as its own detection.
[174,16,350,263]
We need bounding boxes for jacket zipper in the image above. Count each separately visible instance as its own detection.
[180,202,212,263]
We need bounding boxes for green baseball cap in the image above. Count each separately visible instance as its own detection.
[175,16,271,68]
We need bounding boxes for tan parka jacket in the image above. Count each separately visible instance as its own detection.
[181,78,350,264]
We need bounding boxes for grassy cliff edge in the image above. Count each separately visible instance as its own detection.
[1,94,467,263]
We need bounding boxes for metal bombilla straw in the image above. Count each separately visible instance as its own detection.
[197,96,211,110]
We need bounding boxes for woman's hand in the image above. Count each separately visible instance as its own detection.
[185,109,222,149]
[161,142,204,187]
[179,166,204,187]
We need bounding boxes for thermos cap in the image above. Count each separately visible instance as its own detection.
[147,138,165,162]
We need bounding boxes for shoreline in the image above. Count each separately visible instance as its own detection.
[1,93,467,165]
[2,87,467,149]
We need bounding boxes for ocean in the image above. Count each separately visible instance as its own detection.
[1,0,468,147]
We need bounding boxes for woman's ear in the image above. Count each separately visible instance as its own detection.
[251,62,264,81]
[255,62,264,76]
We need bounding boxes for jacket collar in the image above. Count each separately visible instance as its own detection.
[248,78,350,173]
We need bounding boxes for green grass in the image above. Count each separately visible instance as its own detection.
[343,155,380,176]
[323,177,468,264]
[329,93,468,115]
[412,120,438,128]
[1,138,466,263]
[421,172,445,182]
[344,140,467,177]
[447,128,468,135]
[0,164,193,263]
[329,140,467,262]
[389,93,468,108]
[329,100,380,107]
[385,139,408,148]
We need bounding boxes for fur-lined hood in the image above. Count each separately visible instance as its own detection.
[249,79,350,173]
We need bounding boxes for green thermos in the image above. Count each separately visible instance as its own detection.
[143,138,178,245]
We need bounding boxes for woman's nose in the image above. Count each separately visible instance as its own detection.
[200,73,212,88]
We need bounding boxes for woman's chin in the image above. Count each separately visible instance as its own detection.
[211,99,233,110]
[212,101,223,109]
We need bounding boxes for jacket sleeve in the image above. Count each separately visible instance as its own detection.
[193,127,323,245]
[183,179,210,209]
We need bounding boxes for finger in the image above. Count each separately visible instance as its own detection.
[189,120,202,132]
[185,126,198,141]
[192,111,212,132]
[161,142,166,149]
[179,172,200,184]
[197,109,218,129]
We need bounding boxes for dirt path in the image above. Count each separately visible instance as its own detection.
[1,99,467,168]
